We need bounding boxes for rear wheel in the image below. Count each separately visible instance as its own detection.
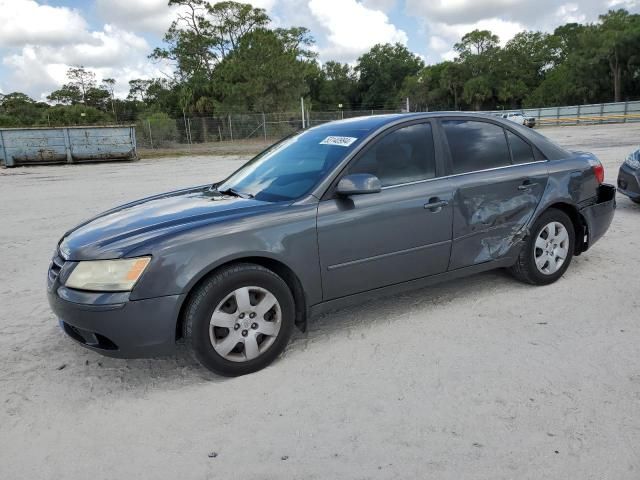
[510,208,575,285]
[631,197,640,204]
[184,263,295,376]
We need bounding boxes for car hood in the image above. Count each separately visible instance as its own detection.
[59,185,281,260]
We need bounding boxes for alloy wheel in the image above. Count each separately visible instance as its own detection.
[534,221,569,275]
[209,286,282,362]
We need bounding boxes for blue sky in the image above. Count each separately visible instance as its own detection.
[1,0,638,100]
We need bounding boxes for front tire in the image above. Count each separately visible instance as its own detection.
[510,208,575,285]
[184,263,295,376]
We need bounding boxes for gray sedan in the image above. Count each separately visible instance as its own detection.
[48,113,616,376]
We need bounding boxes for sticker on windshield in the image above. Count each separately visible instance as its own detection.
[319,136,358,147]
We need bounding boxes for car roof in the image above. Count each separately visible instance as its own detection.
[310,112,504,133]
[310,112,569,160]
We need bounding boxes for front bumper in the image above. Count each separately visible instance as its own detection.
[579,183,616,250]
[48,286,184,358]
[617,164,640,201]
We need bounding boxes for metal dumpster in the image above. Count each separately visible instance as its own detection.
[0,125,137,167]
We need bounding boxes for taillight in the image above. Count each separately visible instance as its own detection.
[593,162,605,184]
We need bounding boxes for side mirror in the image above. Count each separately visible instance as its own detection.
[335,173,382,196]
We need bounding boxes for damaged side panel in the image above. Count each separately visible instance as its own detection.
[448,161,549,271]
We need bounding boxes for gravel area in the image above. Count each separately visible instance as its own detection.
[1,123,639,479]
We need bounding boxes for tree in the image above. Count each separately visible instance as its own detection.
[597,9,640,101]
[151,0,269,80]
[355,43,424,109]
[213,27,314,111]
[47,84,83,105]
[440,61,468,110]
[102,78,117,117]
[455,29,499,56]
[66,66,96,103]
[0,92,49,127]
[315,61,357,109]
[463,76,492,110]
[127,79,156,103]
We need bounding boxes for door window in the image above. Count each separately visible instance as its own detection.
[506,130,535,164]
[442,120,511,174]
[348,123,436,187]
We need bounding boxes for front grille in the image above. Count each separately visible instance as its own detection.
[48,252,66,283]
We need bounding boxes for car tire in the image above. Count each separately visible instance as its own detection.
[183,263,295,376]
[631,197,640,204]
[510,208,575,285]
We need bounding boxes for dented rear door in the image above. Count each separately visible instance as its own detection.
[438,118,548,270]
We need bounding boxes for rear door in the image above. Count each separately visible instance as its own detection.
[316,121,454,300]
[439,119,548,270]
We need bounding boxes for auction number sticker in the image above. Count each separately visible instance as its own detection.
[319,136,358,147]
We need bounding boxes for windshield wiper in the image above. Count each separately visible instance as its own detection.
[217,187,254,199]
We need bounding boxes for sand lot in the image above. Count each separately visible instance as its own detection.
[1,123,639,479]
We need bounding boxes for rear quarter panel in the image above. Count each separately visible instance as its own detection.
[532,152,600,217]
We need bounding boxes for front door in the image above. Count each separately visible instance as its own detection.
[316,121,454,300]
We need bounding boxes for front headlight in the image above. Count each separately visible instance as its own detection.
[624,151,640,169]
[65,257,151,292]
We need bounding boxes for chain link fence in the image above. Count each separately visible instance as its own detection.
[134,109,401,152]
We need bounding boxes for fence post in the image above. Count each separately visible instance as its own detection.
[187,118,193,151]
[218,125,223,142]
[556,106,560,124]
[300,97,306,129]
[262,112,267,140]
[147,119,154,149]
[229,114,234,142]
[624,101,629,123]
[576,104,581,126]
[537,107,541,124]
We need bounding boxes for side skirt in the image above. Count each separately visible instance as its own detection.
[309,257,517,318]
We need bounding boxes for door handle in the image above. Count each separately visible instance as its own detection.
[518,181,539,191]
[424,198,449,212]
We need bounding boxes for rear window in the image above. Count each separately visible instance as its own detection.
[442,120,511,174]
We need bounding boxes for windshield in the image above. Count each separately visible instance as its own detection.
[216,127,368,202]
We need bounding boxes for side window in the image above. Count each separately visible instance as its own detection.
[506,131,535,164]
[348,123,436,187]
[442,120,511,174]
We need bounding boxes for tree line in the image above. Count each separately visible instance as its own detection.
[1,1,639,128]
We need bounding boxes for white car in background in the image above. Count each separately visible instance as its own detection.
[500,111,536,128]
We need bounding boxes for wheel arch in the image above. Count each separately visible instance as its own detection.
[175,255,308,342]
[533,201,587,255]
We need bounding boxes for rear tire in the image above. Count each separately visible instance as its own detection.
[184,263,295,376]
[631,197,640,204]
[510,208,575,285]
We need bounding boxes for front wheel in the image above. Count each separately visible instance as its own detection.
[184,263,295,376]
[510,208,575,285]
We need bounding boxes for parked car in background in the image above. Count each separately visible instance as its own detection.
[501,111,536,128]
[618,148,640,204]
[48,113,616,376]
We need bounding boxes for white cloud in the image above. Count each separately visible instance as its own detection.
[432,18,525,47]
[308,0,408,61]
[361,0,398,12]
[95,0,176,35]
[0,0,89,46]
[0,1,171,100]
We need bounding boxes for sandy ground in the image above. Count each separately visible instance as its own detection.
[1,123,639,479]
